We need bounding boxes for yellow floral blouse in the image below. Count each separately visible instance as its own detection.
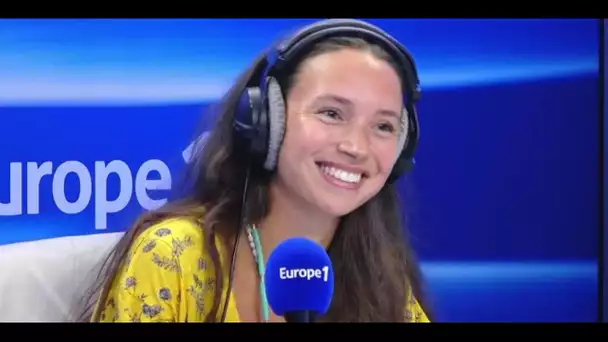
[93,218,430,322]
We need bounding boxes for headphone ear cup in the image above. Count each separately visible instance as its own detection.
[395,107,409,162]
[235,86,267,161]
[388,154,414,184]
[264,77,287,171]
[388,104,419,183]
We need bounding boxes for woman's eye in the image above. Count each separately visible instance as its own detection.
[378,122,396,134]
[318,109,342,120]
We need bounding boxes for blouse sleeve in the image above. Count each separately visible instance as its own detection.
[97,232,183,322]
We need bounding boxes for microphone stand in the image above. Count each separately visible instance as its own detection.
[284,311,317,323]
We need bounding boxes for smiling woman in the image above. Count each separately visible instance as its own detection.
[79,19,431,323]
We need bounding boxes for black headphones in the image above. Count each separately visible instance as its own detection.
[233,19,421,183]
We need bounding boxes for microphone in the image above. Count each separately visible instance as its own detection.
[264,237,334,323]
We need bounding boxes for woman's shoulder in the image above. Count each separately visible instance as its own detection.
[96,216,216,322]
[404,286,431,323]
[134,217,204,247]
[406,295,430,323]
[129,216,208,266]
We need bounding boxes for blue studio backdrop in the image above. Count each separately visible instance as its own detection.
[0,19,600,322]
[603,19,607,323]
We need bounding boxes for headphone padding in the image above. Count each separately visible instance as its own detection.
[264,77,286,170]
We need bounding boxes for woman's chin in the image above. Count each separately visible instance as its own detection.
[314,197,365,218]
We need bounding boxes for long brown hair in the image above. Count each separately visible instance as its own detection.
[78,35,432,323]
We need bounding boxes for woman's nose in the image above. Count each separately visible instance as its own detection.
[337,128,370,160]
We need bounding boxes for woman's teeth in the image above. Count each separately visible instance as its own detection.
[320,164,362,184]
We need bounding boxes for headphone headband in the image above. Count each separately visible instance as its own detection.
[272,19,421,102]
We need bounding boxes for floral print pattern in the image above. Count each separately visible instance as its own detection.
[95,219,215,322]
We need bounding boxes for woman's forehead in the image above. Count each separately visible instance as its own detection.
[289,49,404,109]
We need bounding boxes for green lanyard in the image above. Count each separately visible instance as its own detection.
[250,225,270,322]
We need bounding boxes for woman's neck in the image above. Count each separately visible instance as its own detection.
[255,184,339,262]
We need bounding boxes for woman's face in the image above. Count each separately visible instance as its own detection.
[274,47,404,218]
